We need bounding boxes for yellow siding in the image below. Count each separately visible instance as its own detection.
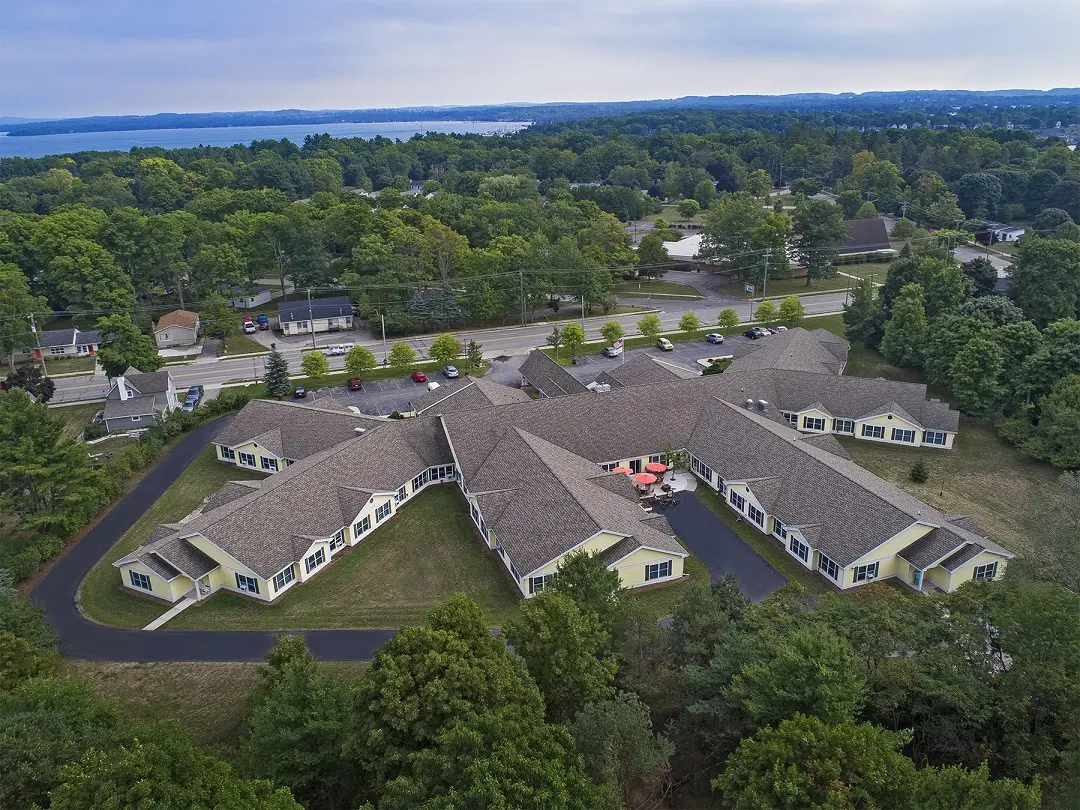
[925,564,953,592]
[118,561,188,602]
[610,547,686,589]
[850,523,934,567]
[795,408,830,429]
[944,551,1009,590]
[528,532,626,579]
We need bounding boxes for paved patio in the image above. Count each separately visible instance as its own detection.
[662,490,788,601]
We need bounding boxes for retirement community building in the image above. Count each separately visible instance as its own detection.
[114,328,1011,607]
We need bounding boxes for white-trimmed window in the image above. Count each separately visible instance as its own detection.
[833,419,854,434]
[789,535,810,563]
[853,562,879,583]
[818,553,840,581]
[891,428,916,443]
[273,566,295,591]
[649,455,662,463]
[49,345,66,355]
[479,517,488,539]
[470,502,480,522]
[729,490,745,511]
[129,570,152,591]
[395,485,406,503]
[802,416,826,431]
[220,446,236,460]
[375,501,392,523]
[783,412,798,426]
[862,425,886,440]
[329,529,346,551]
[773,519,788,540]
[305,548,326,574]
[433,464,455,480]
[973,562,998,581]
[412,470,430,492]
[690,456,713,482]
[238,451,256,467]
[747,504,764,527]
[529,574,553,594]
[645,561,672,581]
[353,516,371,538]
[261,456,278,472]
[236,573,260,594]
[600,462,616,472]
[923,430,948,446]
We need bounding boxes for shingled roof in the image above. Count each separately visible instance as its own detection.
[410,378,532,415]
[213,399,387,461]
[727,327,849,376]
[592,354,694,389]
[519,350,590,398]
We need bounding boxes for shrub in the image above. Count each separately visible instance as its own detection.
[910,457,929,484]
[83,422,107,441]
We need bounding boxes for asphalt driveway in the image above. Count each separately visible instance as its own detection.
[31,416,395,662]
[662,491,787,601]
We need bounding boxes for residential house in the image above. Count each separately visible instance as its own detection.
[975,222,1025,245]
[153,310,200,349]
[102,368,179,432]
[228,287,274,309]
[832,217,894,256]
[20,327,101,362]
[277,296,354,337]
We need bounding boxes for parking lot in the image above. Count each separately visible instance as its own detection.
[564,333,755,383]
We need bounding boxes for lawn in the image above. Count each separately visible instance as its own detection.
[40,355,96,375]
[714,275,853,297]
[647,204,707,225]
[221,333,269,356]
[53,402,102,441]
[59,659,368,752]
[166,485,523,631]
[692,486,834,597]
[835,260,893,282]
[839,419,1053,559]
[614,279,704,299]
[79,445,268,630]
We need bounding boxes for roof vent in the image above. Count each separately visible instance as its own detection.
[594,383,611,394]
[929,398,940,403]
[745,398,754,409]
[353,427,366,435]
[757,399,769,411]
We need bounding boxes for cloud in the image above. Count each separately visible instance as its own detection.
[2,0,1078,117]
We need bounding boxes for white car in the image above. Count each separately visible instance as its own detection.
[705,333,725,344]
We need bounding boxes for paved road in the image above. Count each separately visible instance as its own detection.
[662,491,787,602]
[49,286,846,405]
[31,416,396,662]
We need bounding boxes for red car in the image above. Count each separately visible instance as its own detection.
[347,377,363,391]
[410,370,428,383]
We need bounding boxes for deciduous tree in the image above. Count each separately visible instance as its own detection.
[427,333,461,367]
[880,283,928,368]
[791,198,848,286]
[599,321,624,346]
[1008,238,1080,327]
[777,296,805,327]
[345,345,377,379]
[843,278,885,347]
[300,350,329,385]
[950,335,1003,415]
[753,300,777,324]
[561,322,586,359]
[637,314,662,342]
[387,341,416,372]
[94,314,163,378]
[678,312,701,334]
[717,308,740,329]
[636,231,669,269]
[677,199,699,220]
[198,293,238,350]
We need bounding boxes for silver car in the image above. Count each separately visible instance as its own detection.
[442,365,460,379]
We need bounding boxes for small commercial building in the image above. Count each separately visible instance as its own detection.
[277,296,354,337]
[153,310,200,348]
[228,287,274,309]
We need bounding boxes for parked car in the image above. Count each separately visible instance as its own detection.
[774,325,788,332]
[323,345,346,356]
[242,319,257,334]
[347,377,363,391]
[186,385,204,399]
[181,399,199,413]
[292,386,307,399]
[657,337,674,351]
[410,370,428,382]
[256,313,269,330]
[705,333,725,344]
[602,343,623,357]
[743,327,770,340]
[442,365,460,379]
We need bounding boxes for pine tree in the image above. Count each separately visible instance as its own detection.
[910,457,929,483]
[263,349,292,398]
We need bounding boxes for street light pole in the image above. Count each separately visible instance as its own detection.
[306,288,316,350]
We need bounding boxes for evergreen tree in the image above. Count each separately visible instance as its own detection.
[263,348,292,397]
[881,283,928,368]
[910,456,929,483]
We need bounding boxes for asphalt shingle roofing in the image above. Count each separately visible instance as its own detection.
[519,349,590,398]
[410,378,532,415]
[593,354,689,389]
[727,327,849,376]
[277,296,353,324]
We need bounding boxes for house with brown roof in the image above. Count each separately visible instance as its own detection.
[154,310,200,348]
[112,337,1007,606]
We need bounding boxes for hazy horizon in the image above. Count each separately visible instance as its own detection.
[5,0,1079,119]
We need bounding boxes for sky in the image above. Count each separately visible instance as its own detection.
[4,0,1079,119]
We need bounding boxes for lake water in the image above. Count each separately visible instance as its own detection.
[0,120,531,158]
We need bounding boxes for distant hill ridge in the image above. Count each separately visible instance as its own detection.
[6,88,1080,136]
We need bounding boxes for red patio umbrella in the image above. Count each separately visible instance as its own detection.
[644,461,668,474]
[634,472,658,486]
[612,466,633,474]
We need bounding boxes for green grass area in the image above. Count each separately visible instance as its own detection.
[714,275,853,297]
[839,419,1051,560]
[53,403,102,441]
[836,261,892,282]
[40,355,96,375]
[614,279,704,299]
[167,485,522,631]
[59,659,368,752]
[646,204,707,225]
[693,486,834,596]
[221,333,268,356]
[79,446,267,629]
[625,553,710,621]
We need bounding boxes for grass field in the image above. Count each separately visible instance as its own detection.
[647,204,707,225]
[41,355,96,374]
[79,446,267,629]
[59,659,368,752]
[166,485,522,631]
[614,279,704,299]
[221,333,268,356]
[713,275,853,297]
[53,402,102,441]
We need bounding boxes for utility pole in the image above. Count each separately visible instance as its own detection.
[762,248,771,303]
[29,313,46,378]
[900,200,909,220]
[518,269,526,327]
[380,313,388,364]
[306,287,316,350]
